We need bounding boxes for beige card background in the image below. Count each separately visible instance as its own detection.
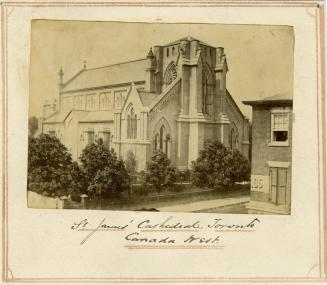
[1,1,326,283]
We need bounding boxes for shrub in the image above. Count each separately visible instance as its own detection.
[80,139,116,182]
[144,150,176,194]
[176,169,191,183]
[66,162,88,195]
[27,134,84,196]
[80,139,130,198]
[191,140,250,189]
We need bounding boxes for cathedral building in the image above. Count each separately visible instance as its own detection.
[42,36,250,170]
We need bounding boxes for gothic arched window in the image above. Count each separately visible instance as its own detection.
[127,114,131,138]
[159,126,164,150]
[154,134,159,150]
[202,65,214,115]
[127,107,137,139]
[133,114,137,139]
[165,134,170,156]
[153,124,171,158]
[163,62,177,87]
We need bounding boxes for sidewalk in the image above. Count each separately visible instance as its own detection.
[157,196,249,213]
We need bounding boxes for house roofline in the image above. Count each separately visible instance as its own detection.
[242,99,293,106]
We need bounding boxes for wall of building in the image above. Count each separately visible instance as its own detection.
[224,94,250,159]
[77,121,114,159]
[42,123,64,142]
[251,106,292,174]
[59,83,146,113]
[148,83,181,167]
[119,143,149,171]
[249,105,292,210]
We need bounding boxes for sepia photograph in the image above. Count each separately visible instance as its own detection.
[3,1,325,282]
[28,21,294,214]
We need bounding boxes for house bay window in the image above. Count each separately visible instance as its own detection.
[270,111,290,146]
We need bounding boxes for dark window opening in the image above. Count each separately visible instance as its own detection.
[273,131,288,142]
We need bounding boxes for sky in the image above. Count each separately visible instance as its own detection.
[29,20,294,119]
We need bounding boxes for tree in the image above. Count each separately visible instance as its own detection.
[125,151,137,183]
[27,134,78,196]
[66,162,88,195]
[144,150,176,193]
[191,140,250,189]
[87,160,129,199]
[28,116,39,137]
[80,139,129,198]
[79,139,116,182]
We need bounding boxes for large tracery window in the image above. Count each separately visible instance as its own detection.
[153,125,171,157]
[202,65,214,115]
[127,107,137,139]
[163,62,177,88]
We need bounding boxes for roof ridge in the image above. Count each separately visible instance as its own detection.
[85,58,147,71]
[63,68,85,88]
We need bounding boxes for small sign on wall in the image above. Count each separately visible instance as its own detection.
[251,175,270,193]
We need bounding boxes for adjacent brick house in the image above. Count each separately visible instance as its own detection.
[243,94,292,214]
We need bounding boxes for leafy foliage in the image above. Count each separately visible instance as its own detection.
[191,140,250,189]
[80,139,129,198]
[144,150,176,193]
[66,162,88,195]
[125,151,137,183]
[27,134,84,196]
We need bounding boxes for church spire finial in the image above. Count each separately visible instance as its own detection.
[146,48,154,59]
[58,67,64,85]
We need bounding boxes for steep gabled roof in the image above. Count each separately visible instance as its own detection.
[78,110,115,123]
[226,90,246,119]
[138,91,158,107]
[43,110,70,123]
[43,110,90,123]
[148,77,181,111]
[61,58,148,93]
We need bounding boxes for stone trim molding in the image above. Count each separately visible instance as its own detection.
[268,161,291,168]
